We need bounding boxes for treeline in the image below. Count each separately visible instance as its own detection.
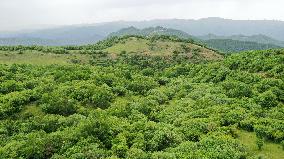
[0,45,69,54]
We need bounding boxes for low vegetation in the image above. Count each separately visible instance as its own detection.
[0,36,283,158]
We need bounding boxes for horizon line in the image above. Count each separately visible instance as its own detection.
[1,17,284,33]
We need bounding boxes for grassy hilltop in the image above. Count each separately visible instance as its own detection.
[0,35,222,65]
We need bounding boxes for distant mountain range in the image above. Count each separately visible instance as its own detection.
[0,17,284,47]
[0,37,60,46]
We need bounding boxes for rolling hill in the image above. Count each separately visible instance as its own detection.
[96,36,223,63]
[108,27,283,53]
[0,35,223,65]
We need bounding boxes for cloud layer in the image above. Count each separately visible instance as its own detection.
[1,0,283,31]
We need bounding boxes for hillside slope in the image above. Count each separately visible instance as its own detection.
[98,36,222,62]
[0,35,222,65]
[199,34,284,47]
[204,39,282,53]
[0,47,283,158]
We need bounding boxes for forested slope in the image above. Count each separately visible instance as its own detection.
[204,39,282,53]
[198,34,284,47]
[0,36,283,158]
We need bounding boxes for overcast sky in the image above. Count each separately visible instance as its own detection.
[1,0,284,31]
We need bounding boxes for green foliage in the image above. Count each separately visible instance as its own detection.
[0,45,69,54]
[257,90,278,108]
[70,83,115,108]
[0,43,283,159]
[41,93,78,116]
[0,90,34,118]
[0,80,23,94]
[112,133,128,158]
[222,81,253,98]
[256,137,264,150]
[127,75,159,95]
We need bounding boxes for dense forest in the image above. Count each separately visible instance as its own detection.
[0,35,283,158]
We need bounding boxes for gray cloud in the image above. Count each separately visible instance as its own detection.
[0,0,283,31]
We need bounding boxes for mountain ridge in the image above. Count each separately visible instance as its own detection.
[1,17,284,46]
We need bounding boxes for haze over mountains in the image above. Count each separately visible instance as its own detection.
[1,17,284,46]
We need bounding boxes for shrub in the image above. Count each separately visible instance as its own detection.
[127,75,158,95]
[222,81,252,98]
[257,90,278,108]
[256,137,264,150]
[41,92,78,116]
[0,80,23,94]
[69,83,115,109]
[0,90,33,118]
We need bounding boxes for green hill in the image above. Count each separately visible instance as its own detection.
[0,35,222,65]
[109,27,283,53]
[101,36,222,61]
[108,26,194,39]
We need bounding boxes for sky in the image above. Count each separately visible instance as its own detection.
[1,0,284,31]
